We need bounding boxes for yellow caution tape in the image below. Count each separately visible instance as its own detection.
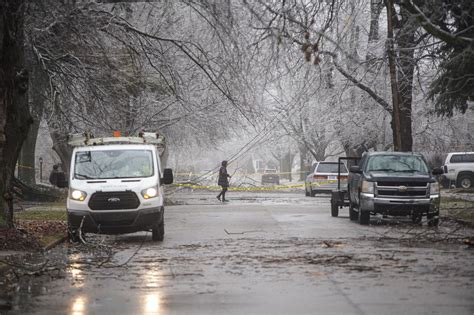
[174,171,311,176]
[171,179,346,191]
[172,183,305,191]
[16,163,36,170]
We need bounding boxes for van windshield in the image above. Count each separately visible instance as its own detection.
[74,150,154,179]
[366,155,429,174]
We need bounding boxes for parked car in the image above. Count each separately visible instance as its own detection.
[348,152,443,226]
[442,152,474,188]
[261,168,280,185]
[305,161,348,196]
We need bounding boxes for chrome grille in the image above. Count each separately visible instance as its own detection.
[376,182,428,198]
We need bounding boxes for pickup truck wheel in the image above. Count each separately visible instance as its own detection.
[152,220,164,241]
[427,212,439,227]
[457,174,473,188]
[358,208,370,225]
[411,213,422,224]
[348,190,358,221]
[349,203,358,221]
[357,192,370,225]
[331,200,339,217]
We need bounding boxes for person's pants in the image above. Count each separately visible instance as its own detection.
[217,186,228,200]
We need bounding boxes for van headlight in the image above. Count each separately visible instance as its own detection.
[141,186,158,199]
[429,182,440,195]
[70,189,87,201]
[361,180,374,194]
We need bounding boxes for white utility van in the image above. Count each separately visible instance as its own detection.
[66,133,173,241]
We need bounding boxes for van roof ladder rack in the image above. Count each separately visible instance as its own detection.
[67,132,165,147]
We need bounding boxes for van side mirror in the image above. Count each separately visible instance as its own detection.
[162,168,174,185]
[350,165,362,173]
[432,167,443,176]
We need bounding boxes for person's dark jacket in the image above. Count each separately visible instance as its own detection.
[49,169,67,188]
[49,170,59,186]
[56,172,67,188]
[218,166,230,187]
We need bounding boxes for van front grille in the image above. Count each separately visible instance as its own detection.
[88,191,140,210]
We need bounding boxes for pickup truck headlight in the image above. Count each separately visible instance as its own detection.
[429,182,440,195]
[70,189,87,201]
[361,180,374,194]
[141,186,158,199]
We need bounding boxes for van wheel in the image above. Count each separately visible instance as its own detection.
[68,228,79,243]
[152,220,164,241]
[457,174,473,189]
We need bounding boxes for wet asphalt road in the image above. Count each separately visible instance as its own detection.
[7,190,474,314]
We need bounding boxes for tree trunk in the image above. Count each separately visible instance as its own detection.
[48,90,73,175]
[18,64,48,184]
[0,0,30,227]
[386,0,402,152]
[50,130,73,175]
[395,7,417,152]
[18,119,39,184]
[368,0,383,43]
[298,144,309,181]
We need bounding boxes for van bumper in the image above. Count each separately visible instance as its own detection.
[67,207,163,235]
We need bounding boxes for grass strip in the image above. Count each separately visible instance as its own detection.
[16,210,67,221]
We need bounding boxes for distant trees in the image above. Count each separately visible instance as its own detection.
[243,0,472,154]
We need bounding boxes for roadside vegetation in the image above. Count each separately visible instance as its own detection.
[441,197,474,226]
[0,206,66,251]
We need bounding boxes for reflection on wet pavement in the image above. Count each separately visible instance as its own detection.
[70,295,87,315]
[143,293,161,314]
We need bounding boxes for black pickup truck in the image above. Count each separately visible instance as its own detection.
[348,152,443,226]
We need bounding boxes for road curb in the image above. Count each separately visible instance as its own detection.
[43,234,68,251]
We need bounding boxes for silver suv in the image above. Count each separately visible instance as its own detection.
[442,152,474,188]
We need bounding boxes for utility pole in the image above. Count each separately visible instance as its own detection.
[288,135,292,182]
[39,157,43,182]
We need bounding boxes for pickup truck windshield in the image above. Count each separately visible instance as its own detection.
[74,150,154,179]
[366,155,429,174]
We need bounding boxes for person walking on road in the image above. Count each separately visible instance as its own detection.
[217,160,231,202]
